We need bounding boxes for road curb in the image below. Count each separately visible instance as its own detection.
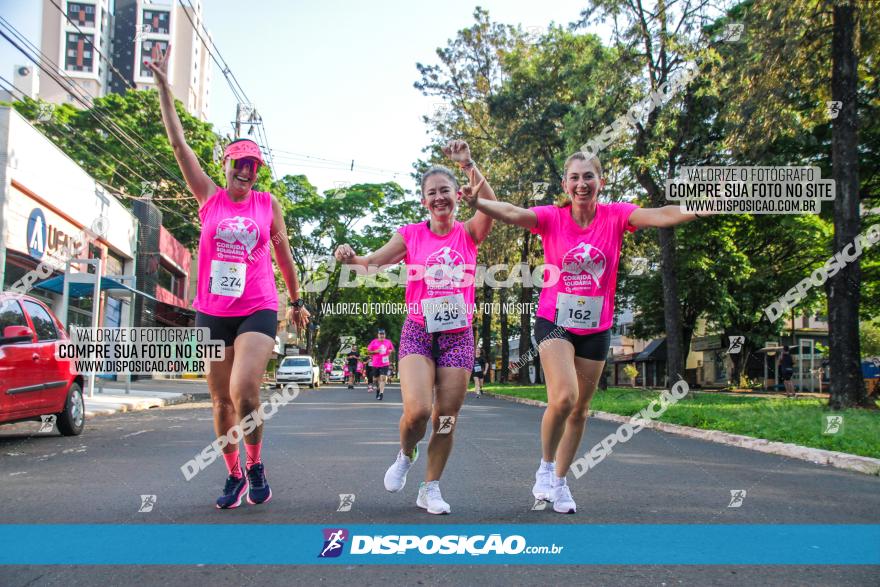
[485,392,880,476]
[83,393,194,418]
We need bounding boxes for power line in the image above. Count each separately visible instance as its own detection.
[177,0,248,103]
[0,78,195,229]
[0,16,190,190]
[268,149,412,177]
[176,0,277,179]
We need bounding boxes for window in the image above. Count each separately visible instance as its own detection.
[23,301,58,341]
[65,32,95,72]
[140,39,169,77]
[105,251,125,277]
[158,262,186,298]
[281,357,311,368]
[67,2,96,27]
[141,9,170,34]
[0,299,28,332]
[713,351,728,382]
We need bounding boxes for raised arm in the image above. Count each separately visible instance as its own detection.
[145,45,217,205]
[629,205,700,229]
[334,233,407,273]
[442,140,497,244]
[463,191,537,231]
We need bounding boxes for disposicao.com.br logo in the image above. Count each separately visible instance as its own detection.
[318,528,564,557]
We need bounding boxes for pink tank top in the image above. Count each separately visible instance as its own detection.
[529,202,638,334]
[398,220,477,332]
[193,188,279,317]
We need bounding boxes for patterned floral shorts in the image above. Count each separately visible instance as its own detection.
[398,317,474,369]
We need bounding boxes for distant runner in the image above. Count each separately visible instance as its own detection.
[367,328,395,401]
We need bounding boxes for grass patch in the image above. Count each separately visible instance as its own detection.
[482,383,880,460]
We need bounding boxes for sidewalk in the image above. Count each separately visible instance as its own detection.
[82,386,195,418]
[485,391,880,476]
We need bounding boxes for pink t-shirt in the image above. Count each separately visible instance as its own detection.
[367,338,395,367]
[530,202,639,335]
[398,221,477,332]
[193,188,279,317]
[323,361,333,373]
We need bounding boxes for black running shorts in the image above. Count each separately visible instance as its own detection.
[534,317,611,361]
[195,309,277,347]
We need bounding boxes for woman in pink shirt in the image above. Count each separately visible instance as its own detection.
[335,140,496,514]
[322,360,333,384]
[149,48,309,510]
[462,151,702,514]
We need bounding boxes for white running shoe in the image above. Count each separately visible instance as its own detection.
[550,477,576,514]
[532,461,554,501]
[383,447,418,492]
[416,481,451,514]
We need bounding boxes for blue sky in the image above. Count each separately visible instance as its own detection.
[1,0,599,193]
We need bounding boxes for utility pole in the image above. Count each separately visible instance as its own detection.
[234,103,257,139]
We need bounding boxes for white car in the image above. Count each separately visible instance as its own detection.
[328,368,345,383]
[276,356,320,389]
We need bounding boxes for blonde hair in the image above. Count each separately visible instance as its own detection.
[556,152,603,207]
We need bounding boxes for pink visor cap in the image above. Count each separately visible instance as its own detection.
[223,140,265,164]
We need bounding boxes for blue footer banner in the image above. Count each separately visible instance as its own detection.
[1,525,877,565]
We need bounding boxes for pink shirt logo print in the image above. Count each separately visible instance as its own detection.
[561,242,607,288]
[425,246,466,291]
[214,216,260,256]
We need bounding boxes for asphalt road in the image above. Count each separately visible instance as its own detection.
[1,382,878,586]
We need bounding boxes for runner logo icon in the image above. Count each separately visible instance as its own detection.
[38,414,56,433]
[319,528,349,558]
[437,416,455,434]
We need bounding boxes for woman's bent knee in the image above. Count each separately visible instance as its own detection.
[403,409,431,427]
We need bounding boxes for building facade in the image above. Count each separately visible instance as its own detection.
[38,0,114,106]
[0,106,138,328]
[36,0,211,120]
[108,0,212,120]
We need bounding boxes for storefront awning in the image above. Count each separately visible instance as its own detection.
[634,338,667,363]
[33,275,159,301]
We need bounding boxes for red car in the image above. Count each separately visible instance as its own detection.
[0,292,84,435]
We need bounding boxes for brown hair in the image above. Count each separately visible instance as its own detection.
[420,165,459,195]
[556,152,603,207]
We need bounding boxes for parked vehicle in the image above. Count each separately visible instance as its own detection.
[275,355,320,389]
[0,293,84,435]
[328,368,345,383]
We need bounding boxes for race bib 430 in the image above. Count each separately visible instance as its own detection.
[422,294,467,333]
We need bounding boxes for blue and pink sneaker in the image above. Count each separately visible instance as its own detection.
[246,463,272,505]
[216,474,248,509]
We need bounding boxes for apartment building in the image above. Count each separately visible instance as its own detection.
[34,0,211,121]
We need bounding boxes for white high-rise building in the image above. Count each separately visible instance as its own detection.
[109,0,212,121]
[36,0,211,121]
[38,0,113,106]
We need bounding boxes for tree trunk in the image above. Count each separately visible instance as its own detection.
[657,228,685,385]
[635,121,685,388]
[480,282,494,363]
[828,2,869,409]
[500,296,509,383]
